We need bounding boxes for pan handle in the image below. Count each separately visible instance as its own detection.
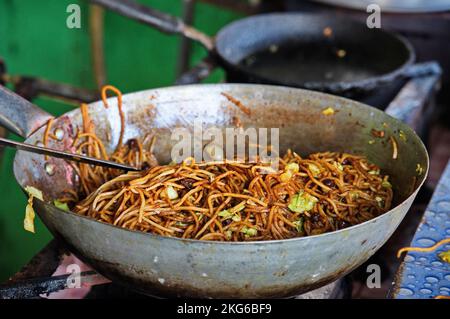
[397,61,442,80]
[385,61,441,131]
[90,0,214,51]
[175,55,218,85]
[0,85,53,138]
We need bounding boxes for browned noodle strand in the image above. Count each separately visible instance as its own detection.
[55,86,157,204]
[71,152,393,241]
[58,85,393,242]
[43,118,54,161]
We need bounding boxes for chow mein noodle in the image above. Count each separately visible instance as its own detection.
[54,86,157,204]
[56,86,394,242]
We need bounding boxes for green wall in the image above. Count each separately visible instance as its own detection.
[0,0,241,281]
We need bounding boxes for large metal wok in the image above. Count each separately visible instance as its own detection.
[0,84,428,298]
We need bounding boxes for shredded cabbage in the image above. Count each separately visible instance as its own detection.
[218,201,245,221]
[280,162,299,182]
[288,191,318,213]
[308,164,321,177]
[165,186,178,200]
[293,218,304,233]
[333,161,344,171]
[375,196,384,207]
[54,200,70,211]
[240,226,257,237]
[381,180,392,188]
[24,186,43,233]
[218,209,233,219]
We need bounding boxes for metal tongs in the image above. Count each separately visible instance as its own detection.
[0,137,138,171]
[0,85,138,171]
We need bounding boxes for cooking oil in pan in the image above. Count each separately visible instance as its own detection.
[239,43,380,85]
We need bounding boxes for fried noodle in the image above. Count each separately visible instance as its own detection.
[60,86,394,242]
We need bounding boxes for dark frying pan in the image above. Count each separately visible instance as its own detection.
[0,83,428,298]
[90,0,423,108]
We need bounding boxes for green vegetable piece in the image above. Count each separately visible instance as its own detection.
[166,186,178,199]
[240,226,257,237]
[293,218,304,233]
[288,191,318,213]
[229,201,246,214]
[231,215,241,222]
[333,162,344,171]
[25,186,43,200]
[54,200,70,212]
[218,209,232,219]
[375,196,384,207]
[381,180,392,188]
[24,186,44,233]
[308,164,321,177]
[219,202,245,221]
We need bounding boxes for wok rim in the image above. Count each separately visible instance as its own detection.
[17,83,429,246]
